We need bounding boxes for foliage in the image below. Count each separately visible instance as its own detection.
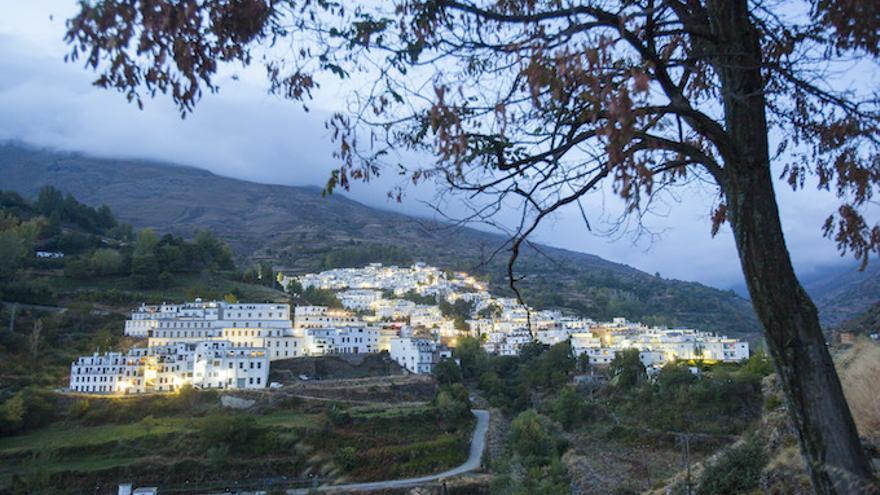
[477,302,502,319]
[432,359,463,387]
[131,228,160,288]
[35,186,118,236]
[333,446,358,471]
[295,286,342,308]
[319,243,412,270]
[435,385,470,423]
[696,436,768,495]
[610,364,764,436]
[609,349,647,391]
[509,409,556,460]
[456,339,575,413]
[0,230,30,282]
[400,289,436,305]
[0,388,57,437]
[497,410,571,494]
[521,341,575,390]
[438,298,475,323]
[199,414,272,454]
[550,387,591,430]
[742,350,775,377]
[453,336,488,380]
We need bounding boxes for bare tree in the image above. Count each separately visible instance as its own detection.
[65,0,879,492]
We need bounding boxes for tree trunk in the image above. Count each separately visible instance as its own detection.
[707,1,877,492]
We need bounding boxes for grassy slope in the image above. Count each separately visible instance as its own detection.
[0,397,471,492]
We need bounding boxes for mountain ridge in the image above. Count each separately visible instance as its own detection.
[1,142,760,335]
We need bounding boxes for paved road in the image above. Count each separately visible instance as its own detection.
[287,409,490,494]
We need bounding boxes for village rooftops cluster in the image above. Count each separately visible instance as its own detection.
[69,263,749,395]
[283,264,749,369]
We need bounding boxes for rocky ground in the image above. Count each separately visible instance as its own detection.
[269,353,406,382]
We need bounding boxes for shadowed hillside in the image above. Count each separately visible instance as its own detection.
[0,142,761,335]
[801,263,880,327]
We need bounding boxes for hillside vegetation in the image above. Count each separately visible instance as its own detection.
[0,143,760,336]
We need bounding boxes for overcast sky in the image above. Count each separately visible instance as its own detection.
[0,1,873,292]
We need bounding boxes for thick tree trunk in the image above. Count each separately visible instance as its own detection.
[706,1,877,493]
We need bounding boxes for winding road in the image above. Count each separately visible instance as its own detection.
[287,409,490,494]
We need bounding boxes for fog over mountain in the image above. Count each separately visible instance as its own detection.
[1,1,876,291]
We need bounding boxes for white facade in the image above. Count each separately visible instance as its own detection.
[389,337,453,374]
[125,300,301,361]
[337,289,384,311]
[302,326,381,355]
[293,306,364,330]
[571,321,750,368]
[69,340,269,394]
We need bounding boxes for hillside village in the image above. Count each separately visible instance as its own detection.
[70,263,748,395]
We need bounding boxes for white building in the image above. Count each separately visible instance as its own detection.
[125,300,301,361]
[293,306,364,329]
[337,289,384,311]
[302,326,381,355]
[389,337,453,374]
[69,340,269,394]
[570,320,750,369]
[125,299,291,337]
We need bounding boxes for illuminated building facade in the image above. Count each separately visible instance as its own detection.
[69,340,269,394]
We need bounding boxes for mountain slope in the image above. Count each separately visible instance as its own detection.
[835,301,880,335]
[0,142,760,335]
[801,263,880,327]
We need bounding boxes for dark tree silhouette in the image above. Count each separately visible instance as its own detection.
[65,1,879,492]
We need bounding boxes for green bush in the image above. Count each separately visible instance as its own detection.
[433,359,464,386]
[0,388,57,436]
[198,413,282,456]
[436,388,470,423]
[333,446,358,471]
[764,393,783,412]
[609,349,646,390]
[509,410,555,461]
[696,437,767,495]
[327,404,352,426]
[550,387,591,430]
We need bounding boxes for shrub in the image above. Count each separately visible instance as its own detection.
[609,349,646,390]
[0,388,57,436]
[333,446,358,471]
[550,387,590,430]
[436,389,469,423]
[657,363,698,392]
[433,359,463,386]
[327,404,351,426]
[200,414,263,451]
[509,410,555,461]
[696,436,767,495]
[764,393,783,412]
[0,394,25,436]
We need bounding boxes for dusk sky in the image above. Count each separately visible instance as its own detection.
[1,1,875,291]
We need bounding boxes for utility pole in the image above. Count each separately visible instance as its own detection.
[8,302,18,333]
[682,433,692,495]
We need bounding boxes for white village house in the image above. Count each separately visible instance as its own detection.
[70,340,269,394]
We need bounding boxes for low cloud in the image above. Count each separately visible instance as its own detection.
[0,1,866,290]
